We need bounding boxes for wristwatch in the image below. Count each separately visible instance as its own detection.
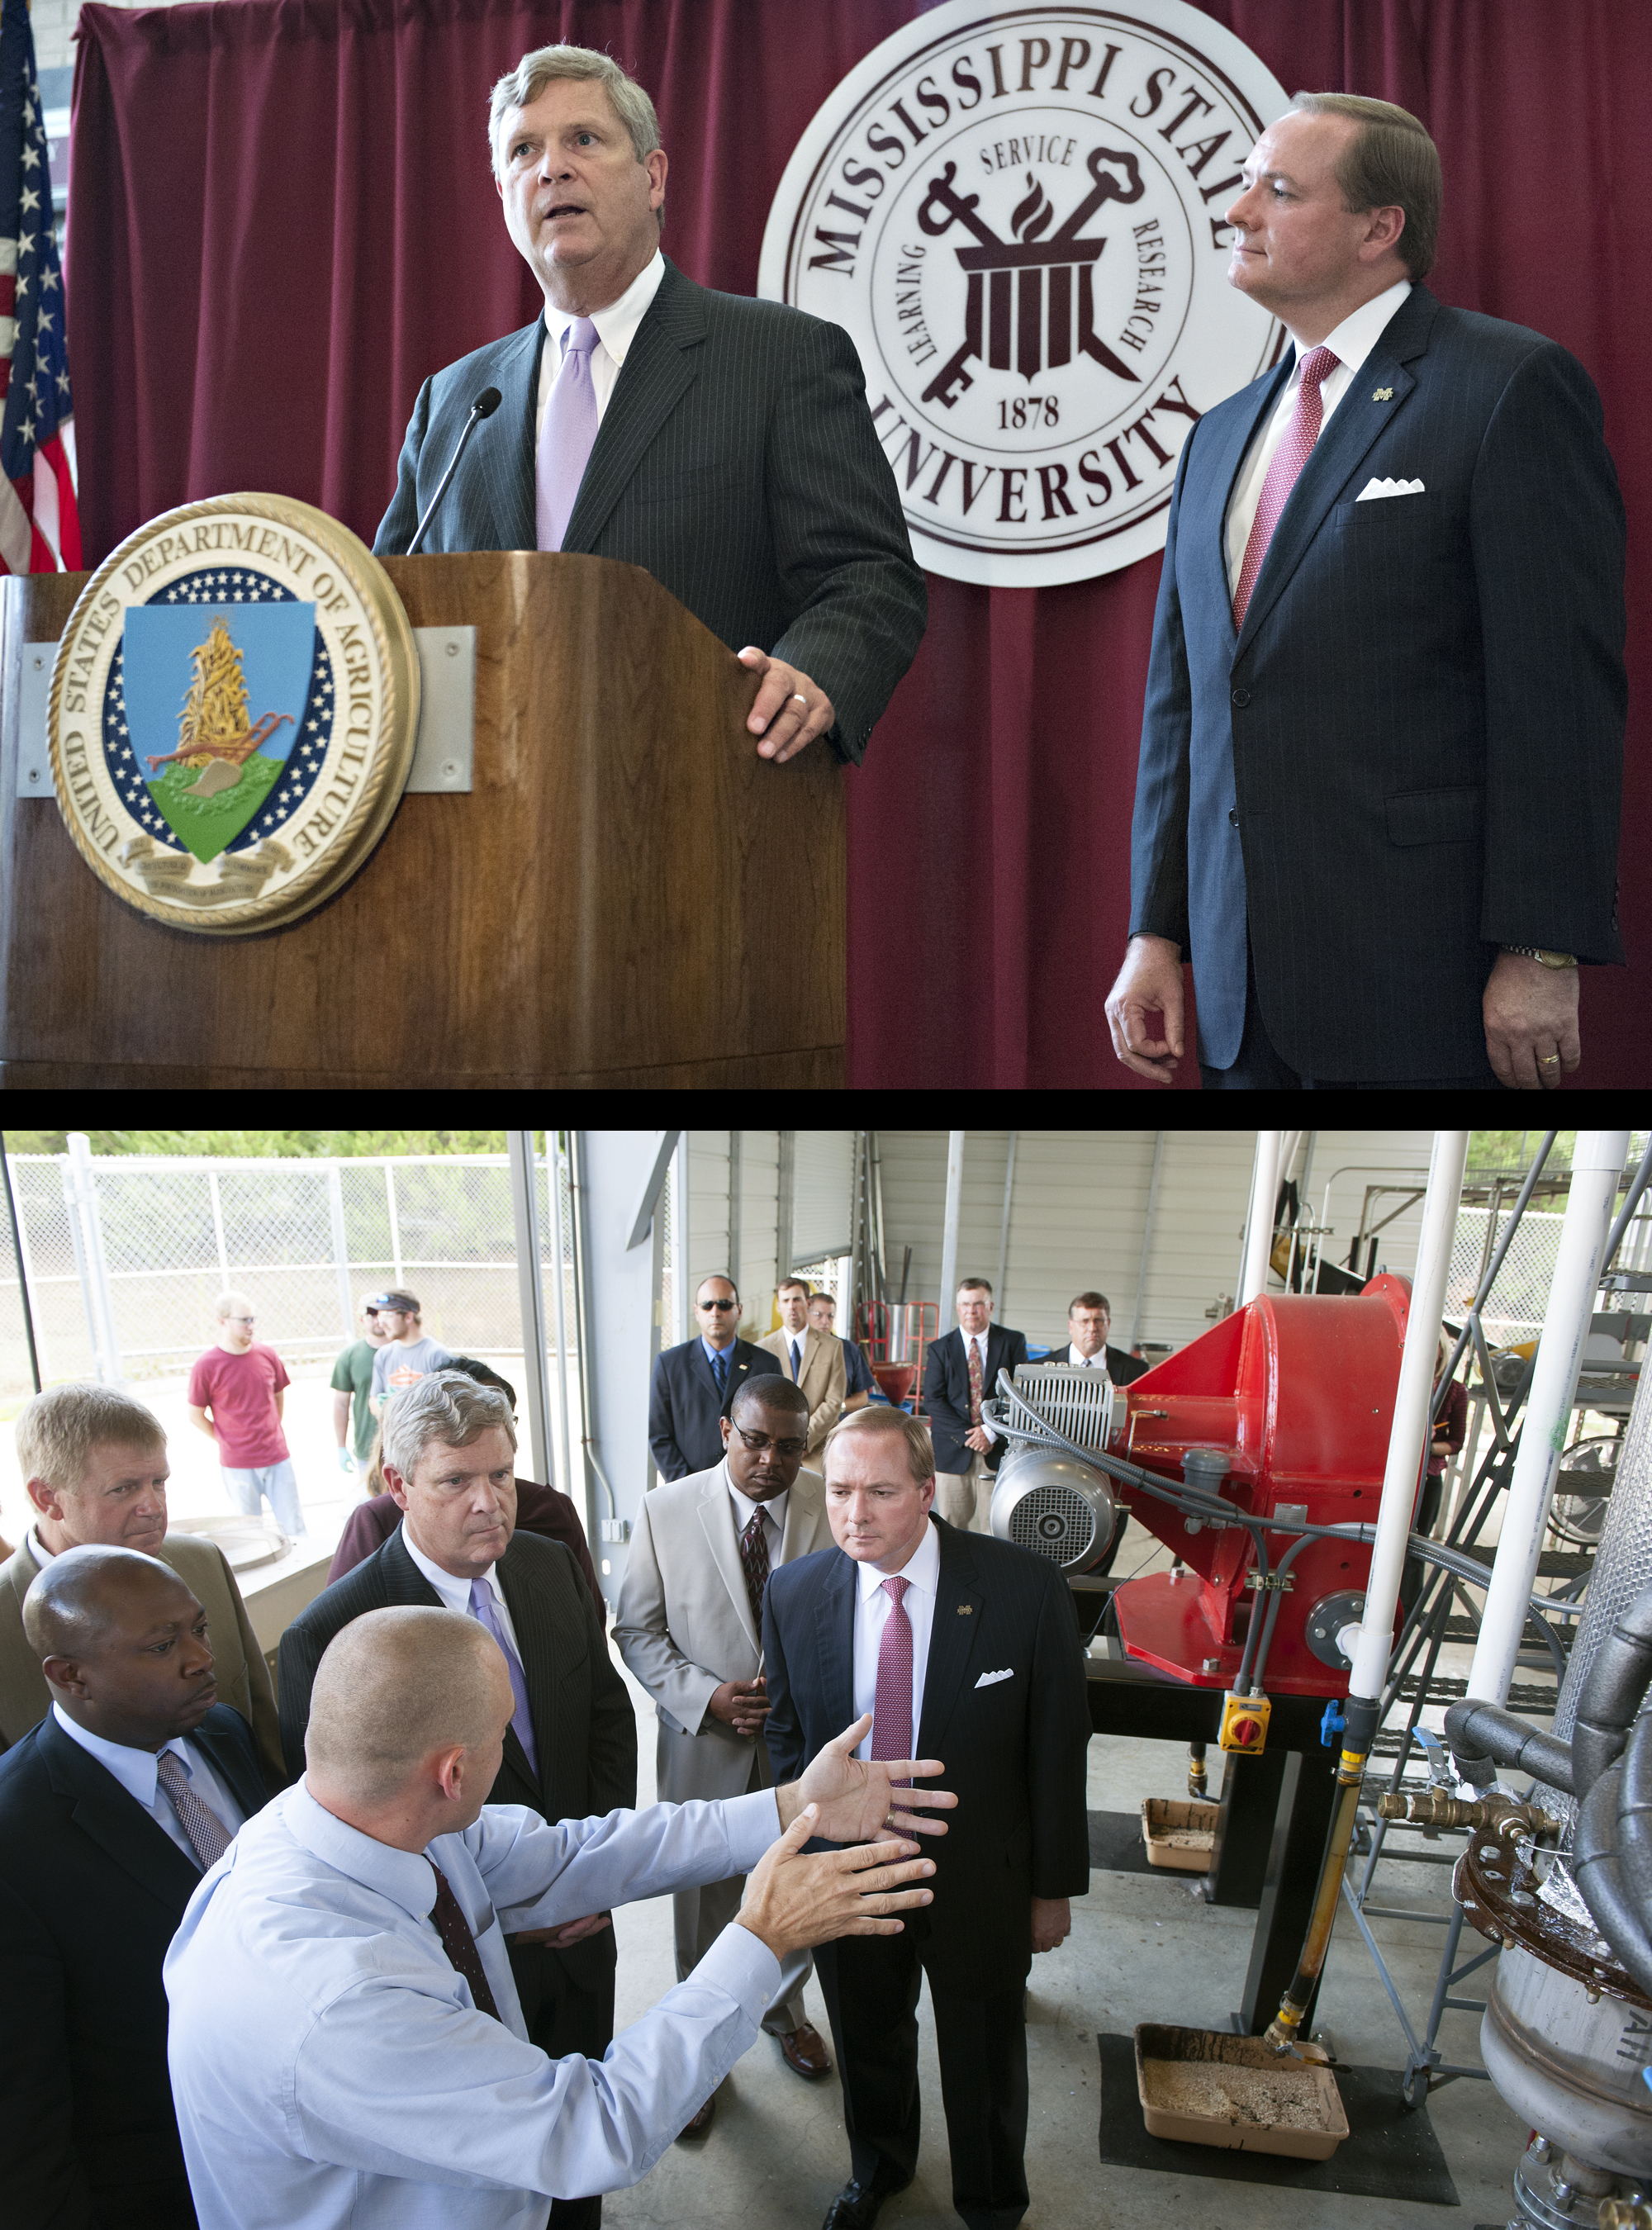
[1502,946,1578,969]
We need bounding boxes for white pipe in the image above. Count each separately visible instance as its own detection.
[938,1131,965,1335]
[1346,1128,1469,1703]
[1465,1128,1629,1706]
[1238,1132,1283,1305]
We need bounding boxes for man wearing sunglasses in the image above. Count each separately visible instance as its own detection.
[648,1275,777,1483]
[616,1374,836,2132]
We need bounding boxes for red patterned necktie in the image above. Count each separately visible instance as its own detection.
[967,1336,983,1426]
[738,1507,771,1635]
[154,1750,234,1870]
[870,1576,914,1788]
[1231,344,1341,629]
[429,1862,501,2021]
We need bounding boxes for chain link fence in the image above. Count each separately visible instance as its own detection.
[0,1147,580,1406]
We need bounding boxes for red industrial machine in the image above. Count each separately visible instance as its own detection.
[990,1278,1417,1703]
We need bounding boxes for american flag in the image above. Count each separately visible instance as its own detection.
[0,0,77,572]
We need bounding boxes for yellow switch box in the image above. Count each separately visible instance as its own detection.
[1218,1691,1272,1755]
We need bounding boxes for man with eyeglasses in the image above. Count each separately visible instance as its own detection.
[187,1291,306,1542]
[617,1374,837,2130]
[648,1274,777,1483]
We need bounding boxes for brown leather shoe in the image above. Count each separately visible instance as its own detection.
[676,2093,716,2140]
[776,2020,832,2076]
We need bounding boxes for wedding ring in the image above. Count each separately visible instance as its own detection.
[791,692,807,705]
[1540,1054,1560,1065]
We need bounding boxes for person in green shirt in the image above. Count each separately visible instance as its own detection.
[330,1298,391,1476]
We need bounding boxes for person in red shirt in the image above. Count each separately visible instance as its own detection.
[186,1293,305,1540]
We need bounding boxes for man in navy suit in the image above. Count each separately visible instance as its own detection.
[764,1407,1089,2230]
[649,1273,781,1482]
[0,1544,269,2229]
[921,1279,1029,1534]
[375,43,923,771]
[1105,93,1625,1091]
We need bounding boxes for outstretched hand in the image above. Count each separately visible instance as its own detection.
[777,1714,957,1846]
[737,1803,935,1958]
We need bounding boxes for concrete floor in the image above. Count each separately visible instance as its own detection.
[601,1576,1534,2230]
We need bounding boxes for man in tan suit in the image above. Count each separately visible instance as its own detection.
[615,1374,836,2133]
[759,1279,847,1474]
[0,1383,284,1787]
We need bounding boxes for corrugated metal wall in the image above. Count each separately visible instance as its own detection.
[683,1130,1442,1358]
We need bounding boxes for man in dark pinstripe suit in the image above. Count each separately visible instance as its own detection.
[375,42,924,771]
[277,1372,635,2230]
[1106,93,1625,1091]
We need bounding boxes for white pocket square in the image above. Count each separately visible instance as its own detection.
[974,1668,1014,1688]
[1355,476,1425,500]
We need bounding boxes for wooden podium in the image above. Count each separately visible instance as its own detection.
[0,553,845,1089]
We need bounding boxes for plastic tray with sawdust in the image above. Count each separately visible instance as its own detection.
[1133,2024,1350,2160]
[1140,1797,1221,1871]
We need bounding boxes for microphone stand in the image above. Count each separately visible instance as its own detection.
[405,387,501,556]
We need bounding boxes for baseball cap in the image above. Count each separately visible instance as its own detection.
[365,1289,420,1313]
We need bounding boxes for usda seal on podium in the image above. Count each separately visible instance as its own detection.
[49,495,419,933]
[760,0,1290,586]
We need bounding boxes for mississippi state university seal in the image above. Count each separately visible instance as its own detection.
[760,0,1289,584]
[49,495,419,933]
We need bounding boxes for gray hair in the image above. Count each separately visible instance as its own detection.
[488,43,662,178]
[1290,91,1441,281]
[381,1369,517,1481]
[15,1383,165,1493]
[822,1404,936,1487]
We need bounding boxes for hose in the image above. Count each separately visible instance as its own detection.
[1573,1759,1652,2000]
[1442,1700,1576,1795]
[1572,1589,1652,1801]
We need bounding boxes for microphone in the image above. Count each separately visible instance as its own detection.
[405,387,501,556]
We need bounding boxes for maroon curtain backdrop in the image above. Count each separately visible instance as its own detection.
[67,0,1650,1089]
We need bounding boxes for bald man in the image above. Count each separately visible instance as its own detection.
[0,1546,270,2230]
[166,1606,956,2230]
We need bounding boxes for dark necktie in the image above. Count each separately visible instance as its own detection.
[739,1507,771,1635]
[870,1577,914,1789]
[713,1347,728,1398]
[790,1337,803,1383]
[429,1862,501,2019]
[154,1749,234,1870]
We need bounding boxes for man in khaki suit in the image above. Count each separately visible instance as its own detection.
[759,1279,847,1474]
[615,1374,836,2131]
[0,1383,284,1788]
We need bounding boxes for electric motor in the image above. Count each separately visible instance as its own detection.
[988,1445,1117,1572]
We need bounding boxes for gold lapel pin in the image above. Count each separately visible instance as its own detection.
[957,1604,973,1616]
[1373,387,1394,401]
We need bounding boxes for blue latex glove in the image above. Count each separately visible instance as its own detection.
[335,1446,356,1473]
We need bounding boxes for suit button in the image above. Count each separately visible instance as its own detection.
[1231,686,1251,707]
[1229,809,1239,828]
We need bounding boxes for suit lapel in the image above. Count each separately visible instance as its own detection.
[470,319,542,553]
[917,1521,985,1756]
[697,1467,757,1651]
[1192,363,1291,650]
[1234,287,1436,654]
[382,1526,445,1606]
[563,259,706,553]
[780,1471,831,1560]
[193,1710,273,1817]
[812,1551,858,1734]
[494,1542,563,1803]
[40,1719,202,1914]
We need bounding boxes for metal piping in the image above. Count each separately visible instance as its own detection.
[938,1132,964,1334]
[1465,1130,1630,1707]
[1129,1131,1165,1352]
[995,1132,1018,1319]
[548,1133,575,1511]
[0,1137,41,1395]
[1238,1132,1283,1306]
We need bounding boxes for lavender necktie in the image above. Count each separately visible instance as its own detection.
[535,316,600,552]
[468,1575,539,1776]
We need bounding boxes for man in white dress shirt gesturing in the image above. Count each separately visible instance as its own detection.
[165,1604,952,2230]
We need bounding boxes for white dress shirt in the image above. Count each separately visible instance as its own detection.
[1056,1343,1109,1369]
[1224,278,1413,596]
[851,1519,941,1762]
[164,1779,782,2230]
[50,1701,247,1865]
[782,1330,807,1382]
[401,1527,526,1663]
[534,248,666,446]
